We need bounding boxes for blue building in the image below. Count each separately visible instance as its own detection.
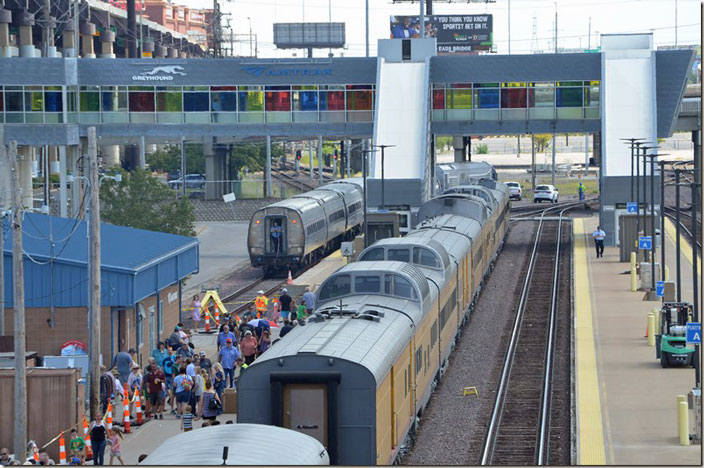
[1,212,199,365]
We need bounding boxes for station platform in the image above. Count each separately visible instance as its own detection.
[574,215,701,465]
[292,249,346,292]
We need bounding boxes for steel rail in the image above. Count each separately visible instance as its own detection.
[480,206,550,465]
[537,205,570,465]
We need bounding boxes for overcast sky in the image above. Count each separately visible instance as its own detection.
[176,0,701,57]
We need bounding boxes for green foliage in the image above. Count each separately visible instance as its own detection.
[100,168,196,237]
[435,136,453,152]
[147,144,205,174]
[534,134,552,152]
[476,143,489,154]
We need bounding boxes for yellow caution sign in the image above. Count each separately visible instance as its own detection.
[463,386,479,397]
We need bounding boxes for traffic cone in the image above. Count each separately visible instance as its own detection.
[135,389,144,425]
[33,448,39,463]
[58,433,67,465]
[106,402,113,430]
[83,419,93,461]
[214,305,220,327]
[123,387,131,433]
[287,270,293,285]
[205,310,211,333]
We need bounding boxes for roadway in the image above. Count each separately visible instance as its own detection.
[183,222,251,297]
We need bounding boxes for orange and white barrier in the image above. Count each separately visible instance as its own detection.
[106,402,113,430]
[287,270,293,285]
[58,433,67,465]
[123,387,131,433]
[135,389,144,425]
[214,305,220,327]
[83,419,93,461]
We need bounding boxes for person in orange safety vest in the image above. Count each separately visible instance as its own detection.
[254,290,268,319]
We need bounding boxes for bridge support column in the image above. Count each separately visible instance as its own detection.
[62,22,76,57]
[101,145,120,168]
[265,135,272,198]
[80,22,96,58]
[100,30,116,58]
[70,145,81,217]
[58,146,67,217]
[0,8,11,57]
[17,10,35,57]
[204,138,226,201]
[453,136,464,163]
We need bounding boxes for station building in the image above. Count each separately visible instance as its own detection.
[1,212,199,366]
[0,34,698,244]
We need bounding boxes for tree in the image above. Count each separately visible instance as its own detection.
[100,168,196,237]
[534,134,552,152]
[147,144,205,175]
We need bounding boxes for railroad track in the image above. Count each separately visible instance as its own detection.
[663,207,702,250]
[220,275,287,318]
[510,196,598,219]
[481,206,571,465]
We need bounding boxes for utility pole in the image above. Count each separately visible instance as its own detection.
[531,134,536,195]
[365,0,369,57]
[660,160,666,283]
[180,137,186,199]
[507,0,511,54]
[675,169,682,302]
[554,2,558,53]
[317,137,323,186]
[87,127,101,419]
[551,132,556,186]
[10,141,27,461]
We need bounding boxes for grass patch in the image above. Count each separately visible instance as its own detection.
[499,174,599,199]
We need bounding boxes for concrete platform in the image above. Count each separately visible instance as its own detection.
[574,215,701,465]
[293,249,346,292]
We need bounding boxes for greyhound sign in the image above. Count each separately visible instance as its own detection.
[132,65,187,81]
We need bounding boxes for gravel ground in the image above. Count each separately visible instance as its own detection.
[403,221,537,465]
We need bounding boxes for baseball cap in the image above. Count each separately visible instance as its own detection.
[226,338,232,343]
[257,290,264,294]
[200,350,206,356]
[245,330,252,335]
[282,288,288,293]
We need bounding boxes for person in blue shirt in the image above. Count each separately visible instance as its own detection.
[151,342,168,369]
[592,226,606,258]
[217,325,237,350]
[217,339,240,389]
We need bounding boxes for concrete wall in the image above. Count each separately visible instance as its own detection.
[599,175,661,246]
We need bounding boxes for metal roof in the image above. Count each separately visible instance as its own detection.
[2,213,199,308]
[140,424,329,465]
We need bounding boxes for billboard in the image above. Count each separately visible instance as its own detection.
[274,23,346,49]
[389,14,493,53]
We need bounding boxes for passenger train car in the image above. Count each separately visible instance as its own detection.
[238,175,510,465]
[248,181,363,275]
[140,424,329,465]
[434,161,497,194]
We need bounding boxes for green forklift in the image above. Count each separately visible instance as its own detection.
[656,302,695,368]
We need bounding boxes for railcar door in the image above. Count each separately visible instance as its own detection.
[265,216,287,256]
[283,383,328,446]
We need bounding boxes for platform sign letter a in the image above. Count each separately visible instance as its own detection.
[686,322,701,344]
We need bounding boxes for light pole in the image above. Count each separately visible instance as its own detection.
[362,148,377,248]
[372,144,395,209]
[621,137,645,203]
[247,17,253,57]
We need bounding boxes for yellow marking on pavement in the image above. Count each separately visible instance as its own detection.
[664,217,701,276]
[330,249,342,258]
[574,218,606,465]
[195,225,207,236]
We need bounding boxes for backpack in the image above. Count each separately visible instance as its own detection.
[181,376,192,392]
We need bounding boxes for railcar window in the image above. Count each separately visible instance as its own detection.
[359,247,384,261]
[393,275,417,300]
[388,248,410,262]
[413,247,440,268]
[318,274,351,300]
[415,347,422,376]
[384,275,392,294]
[354,275,381,294]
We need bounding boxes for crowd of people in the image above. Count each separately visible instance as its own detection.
[1,287,314,466]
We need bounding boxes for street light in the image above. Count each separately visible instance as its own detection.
[372,144,395,209]
[247,17,253,57]
[621,137,645,203]
[361,148,377,248]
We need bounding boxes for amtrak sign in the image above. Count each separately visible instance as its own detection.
[242,66,333,77]
[132,65,187,81]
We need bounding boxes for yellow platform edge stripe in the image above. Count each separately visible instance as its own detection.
[663,217,701,276]
[574,219,606,465]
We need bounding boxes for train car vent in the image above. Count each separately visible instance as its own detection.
[444,198,456,207]
[356,315,380,322]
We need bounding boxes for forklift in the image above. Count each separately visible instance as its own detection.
[656,302,695,368]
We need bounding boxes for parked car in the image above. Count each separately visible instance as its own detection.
[168,173,206,190]
[506,181,522,200]
[534,184,559,203]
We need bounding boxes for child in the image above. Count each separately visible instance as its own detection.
[181,405,197,432]
[107,428,125,465]
[68,429,85,464]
